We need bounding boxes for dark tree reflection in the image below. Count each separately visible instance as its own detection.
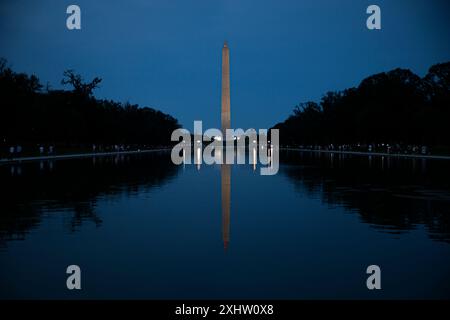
[281,151,450,243]
[0,152,179,246]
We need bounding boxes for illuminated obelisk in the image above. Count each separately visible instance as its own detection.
[221,41,231,250]
[221,41,231,134]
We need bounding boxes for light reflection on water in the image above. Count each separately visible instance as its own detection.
[0,150,449,299]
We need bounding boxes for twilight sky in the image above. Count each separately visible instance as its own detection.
[1,0,449,131]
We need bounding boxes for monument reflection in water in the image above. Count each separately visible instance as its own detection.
[1,150,450,299]
[221,163,231,250]
[212,146,269,251]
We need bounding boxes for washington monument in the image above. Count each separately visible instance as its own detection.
[221,41,231,133]
[221,41,231,250]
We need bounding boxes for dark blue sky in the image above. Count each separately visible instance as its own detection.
[1,0,449,130]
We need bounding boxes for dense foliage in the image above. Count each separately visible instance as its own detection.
[0,59,180,150]
[274,62,450,149]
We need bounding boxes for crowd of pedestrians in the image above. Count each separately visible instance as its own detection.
[289,143,430,155]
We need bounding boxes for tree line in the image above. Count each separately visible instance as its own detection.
[0,58,180,154]
[273,62,450,152]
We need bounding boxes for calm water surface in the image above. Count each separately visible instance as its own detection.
[0,150,449,299]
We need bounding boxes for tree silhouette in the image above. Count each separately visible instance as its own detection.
[0,59,180,155]
[274,61,450,153]
[61,69,102,97]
